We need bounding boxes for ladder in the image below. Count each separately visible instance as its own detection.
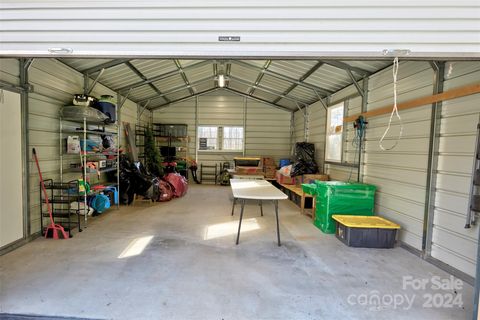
[200,163,218,184]
[466,115,480,228]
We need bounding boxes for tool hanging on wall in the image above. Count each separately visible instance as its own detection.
[379,57,404,151]
[348,116,368,182]
[32,148,69,239]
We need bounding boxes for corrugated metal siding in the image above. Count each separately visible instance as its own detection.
[0,58,149,235]
[0,58,20,86]
[363,61,434,250]
[245,99,291,161]
[294,110,305,147]
[153,91,291,168]
[1,1,479,58]
[306,101,327,170]
[431,62,480,277]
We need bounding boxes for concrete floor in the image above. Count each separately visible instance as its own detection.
[0,184,473,320]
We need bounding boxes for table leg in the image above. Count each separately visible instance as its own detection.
[259,200,263,216]
[236,199,245,245]
[274,200,281,246]
[301,192,305,214]
[231,197,236,216]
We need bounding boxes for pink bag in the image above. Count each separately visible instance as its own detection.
[164,173,188,197]
[158,180,174,202]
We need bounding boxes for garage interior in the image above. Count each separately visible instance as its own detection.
[0,55,479,320]
[1,2,480,320]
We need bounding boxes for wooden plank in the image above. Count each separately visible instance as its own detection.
[344,83,480,123]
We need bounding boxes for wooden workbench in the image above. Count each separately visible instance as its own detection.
[279,183,315,219]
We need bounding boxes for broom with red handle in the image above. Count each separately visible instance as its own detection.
[32,148,69,239]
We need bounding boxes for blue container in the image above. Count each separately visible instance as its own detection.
[93,101,116,124]
[279,159,291,168]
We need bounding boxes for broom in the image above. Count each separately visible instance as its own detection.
[32,148,69,239]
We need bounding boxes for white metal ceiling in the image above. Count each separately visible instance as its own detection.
[59,58,392,111]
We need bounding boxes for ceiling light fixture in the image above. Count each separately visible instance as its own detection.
[217,74,226,88]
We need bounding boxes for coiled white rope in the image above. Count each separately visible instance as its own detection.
[379,57,404,151]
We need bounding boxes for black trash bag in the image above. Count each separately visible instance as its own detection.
[290,159,318,177]
[118,154,155,204]
[295,142,315,162]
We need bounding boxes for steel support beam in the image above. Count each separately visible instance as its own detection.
[273,61,324,104]
[85,68,105,95]
[357,76,369,182]
[125,61,170,103]
[138,77,213,104]
[233,60,333,96]
[174,59,195,95]
[229,76,310,106]
[346,69,365,98]
[138,100,150,119]
[423,61,445,255]
[151,88,220,110]
[223,87,292,112]
[19,58,31,237]
[117,60,211,93]
[248,60,271,96]
[82,59,130,75]
[321,60,370,77]
[117,89,132,110]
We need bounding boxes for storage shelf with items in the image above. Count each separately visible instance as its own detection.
[153,124,189,178]
[156,135,189,178]
[59,97,120,227]
[40,179,83,238]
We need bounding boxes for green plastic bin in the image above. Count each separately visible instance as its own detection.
[303,181,376,234]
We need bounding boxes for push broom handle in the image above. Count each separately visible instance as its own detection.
[32,148,54,225]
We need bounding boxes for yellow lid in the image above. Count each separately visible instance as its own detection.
[332,215,400,229]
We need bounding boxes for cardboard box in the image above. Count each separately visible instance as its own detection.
[262,157,275,166]
[276,171,295,185]
[264,167,276,179]
[236,166,264,175]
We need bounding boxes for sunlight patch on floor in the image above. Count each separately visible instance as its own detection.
[204,218,260,240]
[118,235,154,258]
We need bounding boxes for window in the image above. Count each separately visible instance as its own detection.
[223,127,244,151]
[198,126,218,150]
[325,102,344,162]
[197,126,243,151]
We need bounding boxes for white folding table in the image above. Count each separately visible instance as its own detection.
[230,179,288,246]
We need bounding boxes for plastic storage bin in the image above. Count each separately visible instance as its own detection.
[332,215,400,248]
[155,124,187,137]
[303,181,376,234]
[279,159,291,168]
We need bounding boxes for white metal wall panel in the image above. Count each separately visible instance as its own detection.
[431,62,480,277]
[0,90,24,248]
[363,61,434,251]
[294,110,305,146]
[1,1,479,58]
[0,58,20,86]
[153,91,291,168]
[0,58,147,235]
[245,100,291,162]
[307,101,327,171]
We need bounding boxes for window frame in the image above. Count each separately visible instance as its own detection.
[197,125,244,152]
[325,102,345,163]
